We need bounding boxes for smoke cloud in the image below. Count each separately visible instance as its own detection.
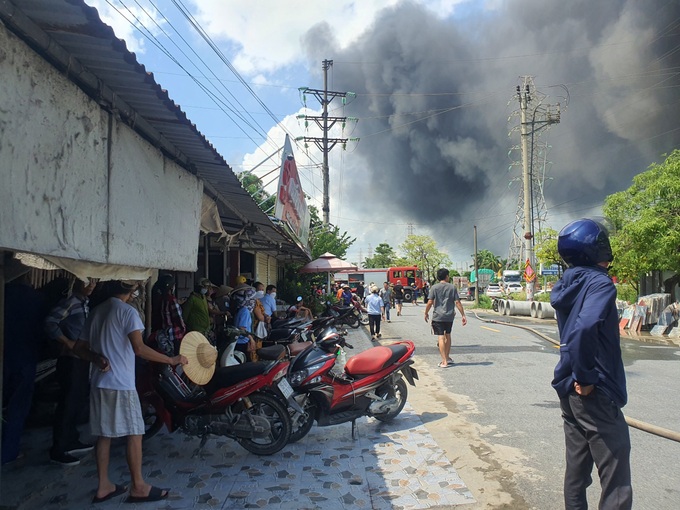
[301,0,680,259]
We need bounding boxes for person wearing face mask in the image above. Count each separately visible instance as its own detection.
[181,278,212,336]
[262,285,277,326]
[251,282,268,337]
[232,286,258,360]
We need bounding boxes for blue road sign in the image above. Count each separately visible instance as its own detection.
[541,264,560,276]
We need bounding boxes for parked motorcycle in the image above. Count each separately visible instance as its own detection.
[284,329,418,443]
[351,296,370,325]
[321,301,361,328]
[136,348,296,455]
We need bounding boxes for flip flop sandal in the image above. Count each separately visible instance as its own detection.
[125,486,169,503]
[93,484,127,504]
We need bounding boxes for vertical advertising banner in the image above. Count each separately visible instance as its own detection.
[274,135,310,247]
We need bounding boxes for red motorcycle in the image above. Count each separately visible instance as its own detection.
[285,329,418,442]
[136,351,296,455]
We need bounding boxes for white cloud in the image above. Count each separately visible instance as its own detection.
[191,0,467,76]
[86,0,166,54]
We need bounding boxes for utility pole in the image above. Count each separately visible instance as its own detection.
[512,77,561,300]
[407,223,415,236]
[298,60,357,224]
[473,225,479,307]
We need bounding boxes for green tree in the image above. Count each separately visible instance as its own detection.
[473,249,502,271]
[276,205,355,304]
[399,235,452,283]
[364,243,396,268]
[238,171,275,213]
[308,206,355,259]
[603,150,680,293]
[534,228,562,268]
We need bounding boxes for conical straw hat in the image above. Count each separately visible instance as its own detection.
[179,332,217,385]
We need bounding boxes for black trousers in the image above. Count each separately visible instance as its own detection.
[52,356,90,454]
[368,314,381,336]
[560,390,632,510]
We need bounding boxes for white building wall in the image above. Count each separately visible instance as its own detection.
[0,24,202,271]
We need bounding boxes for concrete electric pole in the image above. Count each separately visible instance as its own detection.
[510,76,561,300]
[298,60,357,225]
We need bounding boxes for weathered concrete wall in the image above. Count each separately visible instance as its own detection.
[0,23,202,271]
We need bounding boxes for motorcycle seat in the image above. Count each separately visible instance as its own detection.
[204,362,268,395]
[344,344,408,376]
[269,328,295,343]
[257,344,287,360]
[287,341,313,357]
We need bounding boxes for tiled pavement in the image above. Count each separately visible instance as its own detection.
[1,328,475,510]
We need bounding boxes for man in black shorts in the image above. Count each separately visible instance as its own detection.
[424,268,467,367]
[393,280,404,316]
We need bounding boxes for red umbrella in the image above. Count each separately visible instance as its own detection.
[300,253,357,293]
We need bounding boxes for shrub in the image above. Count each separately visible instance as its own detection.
[616,283,638,304]
[477,294,493,309]
[535,292,551,302]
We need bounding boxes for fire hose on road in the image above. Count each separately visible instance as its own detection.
[472,310,680,443]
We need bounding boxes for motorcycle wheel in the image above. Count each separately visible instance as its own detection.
[346,313,360,329]
[288,397,317,444]
[141,401,164,440]
[236,392,292,455]
[373,377,408,422]
[359,312,369,326]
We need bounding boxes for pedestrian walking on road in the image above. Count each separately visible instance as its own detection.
[551,219,632,510]
[393,280,404,316]
[424,268,467,368]
[379,282,392,322]
[365,285,385,339]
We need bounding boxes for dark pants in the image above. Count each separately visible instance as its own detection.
[368,314,381,336]
[2,360,36,464]
[52,356,90,454]
[383,302,390,321]
[560,391,632,510]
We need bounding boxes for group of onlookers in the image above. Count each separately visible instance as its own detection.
[1,272,279,503]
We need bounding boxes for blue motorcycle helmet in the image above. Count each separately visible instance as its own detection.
[557,218,613,267]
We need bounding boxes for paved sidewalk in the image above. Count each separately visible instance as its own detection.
[1,327,474,509]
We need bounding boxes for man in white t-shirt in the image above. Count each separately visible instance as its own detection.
[79,281,187,504]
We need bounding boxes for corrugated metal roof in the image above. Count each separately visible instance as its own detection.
[0,0,309,261]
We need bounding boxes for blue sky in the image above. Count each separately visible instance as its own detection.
[86,1,680,270]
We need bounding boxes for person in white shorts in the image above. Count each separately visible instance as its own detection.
[79,280,187,504]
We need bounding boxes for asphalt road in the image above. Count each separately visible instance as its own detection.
[374,301,680,510]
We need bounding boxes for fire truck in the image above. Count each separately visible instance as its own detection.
[334,266,424,302]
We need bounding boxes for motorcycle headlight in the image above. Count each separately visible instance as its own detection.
[289,362,326,387]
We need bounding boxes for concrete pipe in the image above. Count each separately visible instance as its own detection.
[530,301,539,318]
[537,302,555,319]
[506,300,533,317]
[502,300,511,316]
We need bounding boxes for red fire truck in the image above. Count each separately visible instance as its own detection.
[334,266,424,301]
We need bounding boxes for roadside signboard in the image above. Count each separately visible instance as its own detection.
[540,264,561,276]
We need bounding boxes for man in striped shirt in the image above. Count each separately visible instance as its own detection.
[44,278,97,466]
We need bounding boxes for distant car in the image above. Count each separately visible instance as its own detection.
[459,286,473,301]
[486,284,503,298]
[505,282,524,294]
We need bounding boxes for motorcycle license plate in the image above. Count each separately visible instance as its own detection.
[278,378,294,399]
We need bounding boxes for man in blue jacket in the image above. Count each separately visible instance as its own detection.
[551,219,632,510]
